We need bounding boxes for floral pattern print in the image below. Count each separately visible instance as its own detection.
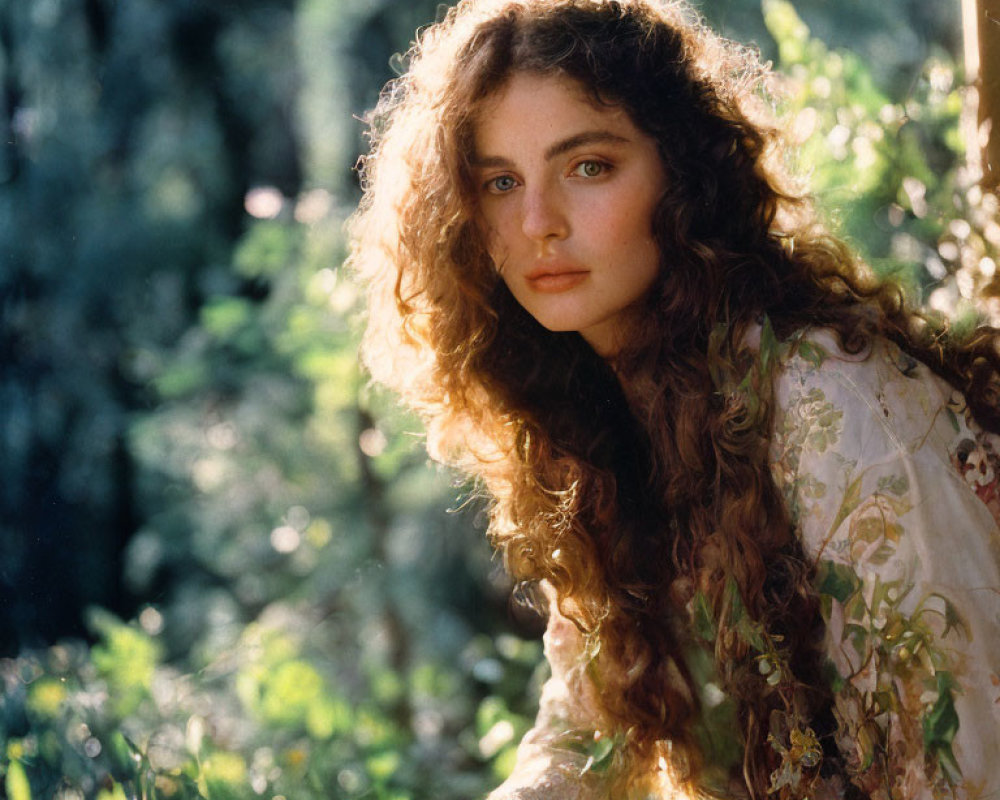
[490,328,1000,799]
[770,328,1000,799]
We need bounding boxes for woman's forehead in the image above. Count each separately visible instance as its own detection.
[473,73,636,150]
[473,71,623,130]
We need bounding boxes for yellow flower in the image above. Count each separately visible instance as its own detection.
[788,726,822,769]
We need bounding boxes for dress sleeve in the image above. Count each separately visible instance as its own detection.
[770,333,1000,799]
[486,594,610,800]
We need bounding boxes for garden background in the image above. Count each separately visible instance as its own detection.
[1,0,995,798]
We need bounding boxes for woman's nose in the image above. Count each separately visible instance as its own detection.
[520,185,568,242]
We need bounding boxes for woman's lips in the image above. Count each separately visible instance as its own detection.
[525,264,589,293]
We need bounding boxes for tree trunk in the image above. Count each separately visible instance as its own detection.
[967,0,1000,188]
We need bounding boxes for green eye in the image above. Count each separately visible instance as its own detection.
[574,160,606,178]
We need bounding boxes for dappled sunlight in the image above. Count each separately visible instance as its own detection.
[766,0,1000,327]
[245,187,284,220]
[294,189,334,225]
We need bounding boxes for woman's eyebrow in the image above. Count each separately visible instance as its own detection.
[472,129,631,168]
[544,130,629,160]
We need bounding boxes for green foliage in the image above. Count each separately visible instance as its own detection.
[5,759,32,800]
[923,672,962,784]
[763,0,967,295]
[1,148,532,800]
[89,611,163,717]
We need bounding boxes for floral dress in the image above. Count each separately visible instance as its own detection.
[488,329,1000,800]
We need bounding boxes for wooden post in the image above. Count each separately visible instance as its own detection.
[967,0,1000,189]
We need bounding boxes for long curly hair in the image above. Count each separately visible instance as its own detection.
[349,0,1000,796]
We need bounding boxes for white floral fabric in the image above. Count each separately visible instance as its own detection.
[769,328,1000,798]
[486,602,608,800]
[489,329,1000,799]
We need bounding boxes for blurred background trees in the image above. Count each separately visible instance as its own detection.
[0,0,989,798]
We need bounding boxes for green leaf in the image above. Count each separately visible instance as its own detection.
[25,677,67,719]
[88,609,163,716]
[923,672,960,748]
[107,731,142,778]
[724,578,766,653]
[935,741,964,786]
[5,760,31,800]
[758,314,779,374]
[588,736,614,766]
[876,474,909,497]
[796,339,827,369]
[366,751,401,783]
[923,671,963,785]
[201,297,252,339]
[692,591,716,642]
[763,0,811,65]
[724,577,746,624]
[815,560,861,604]
[939,597,971,640]
[234,220,299,278]
[306,694,352,739]
[582,733,623,775]
[829,475,863,536]
[97,782,129,800]
[737,618,767,654]
[154,359,210,399]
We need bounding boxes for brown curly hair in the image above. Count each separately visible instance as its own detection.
[349,0,1000,796]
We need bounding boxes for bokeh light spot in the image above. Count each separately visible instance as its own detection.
[359,428,387,457]
[139,607,164,636]
[245,187,284,219]
[270,526,301,554]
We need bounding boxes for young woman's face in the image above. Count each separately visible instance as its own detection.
[473,72,666,356]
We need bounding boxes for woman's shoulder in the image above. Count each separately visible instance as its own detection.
[766,323,1000,550]
[772,326,962,451]
[777,326,934,393]
[768,323,1000,572]
[770,326,1000,798]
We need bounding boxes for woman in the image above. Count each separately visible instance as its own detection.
[349,0,1000,797]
